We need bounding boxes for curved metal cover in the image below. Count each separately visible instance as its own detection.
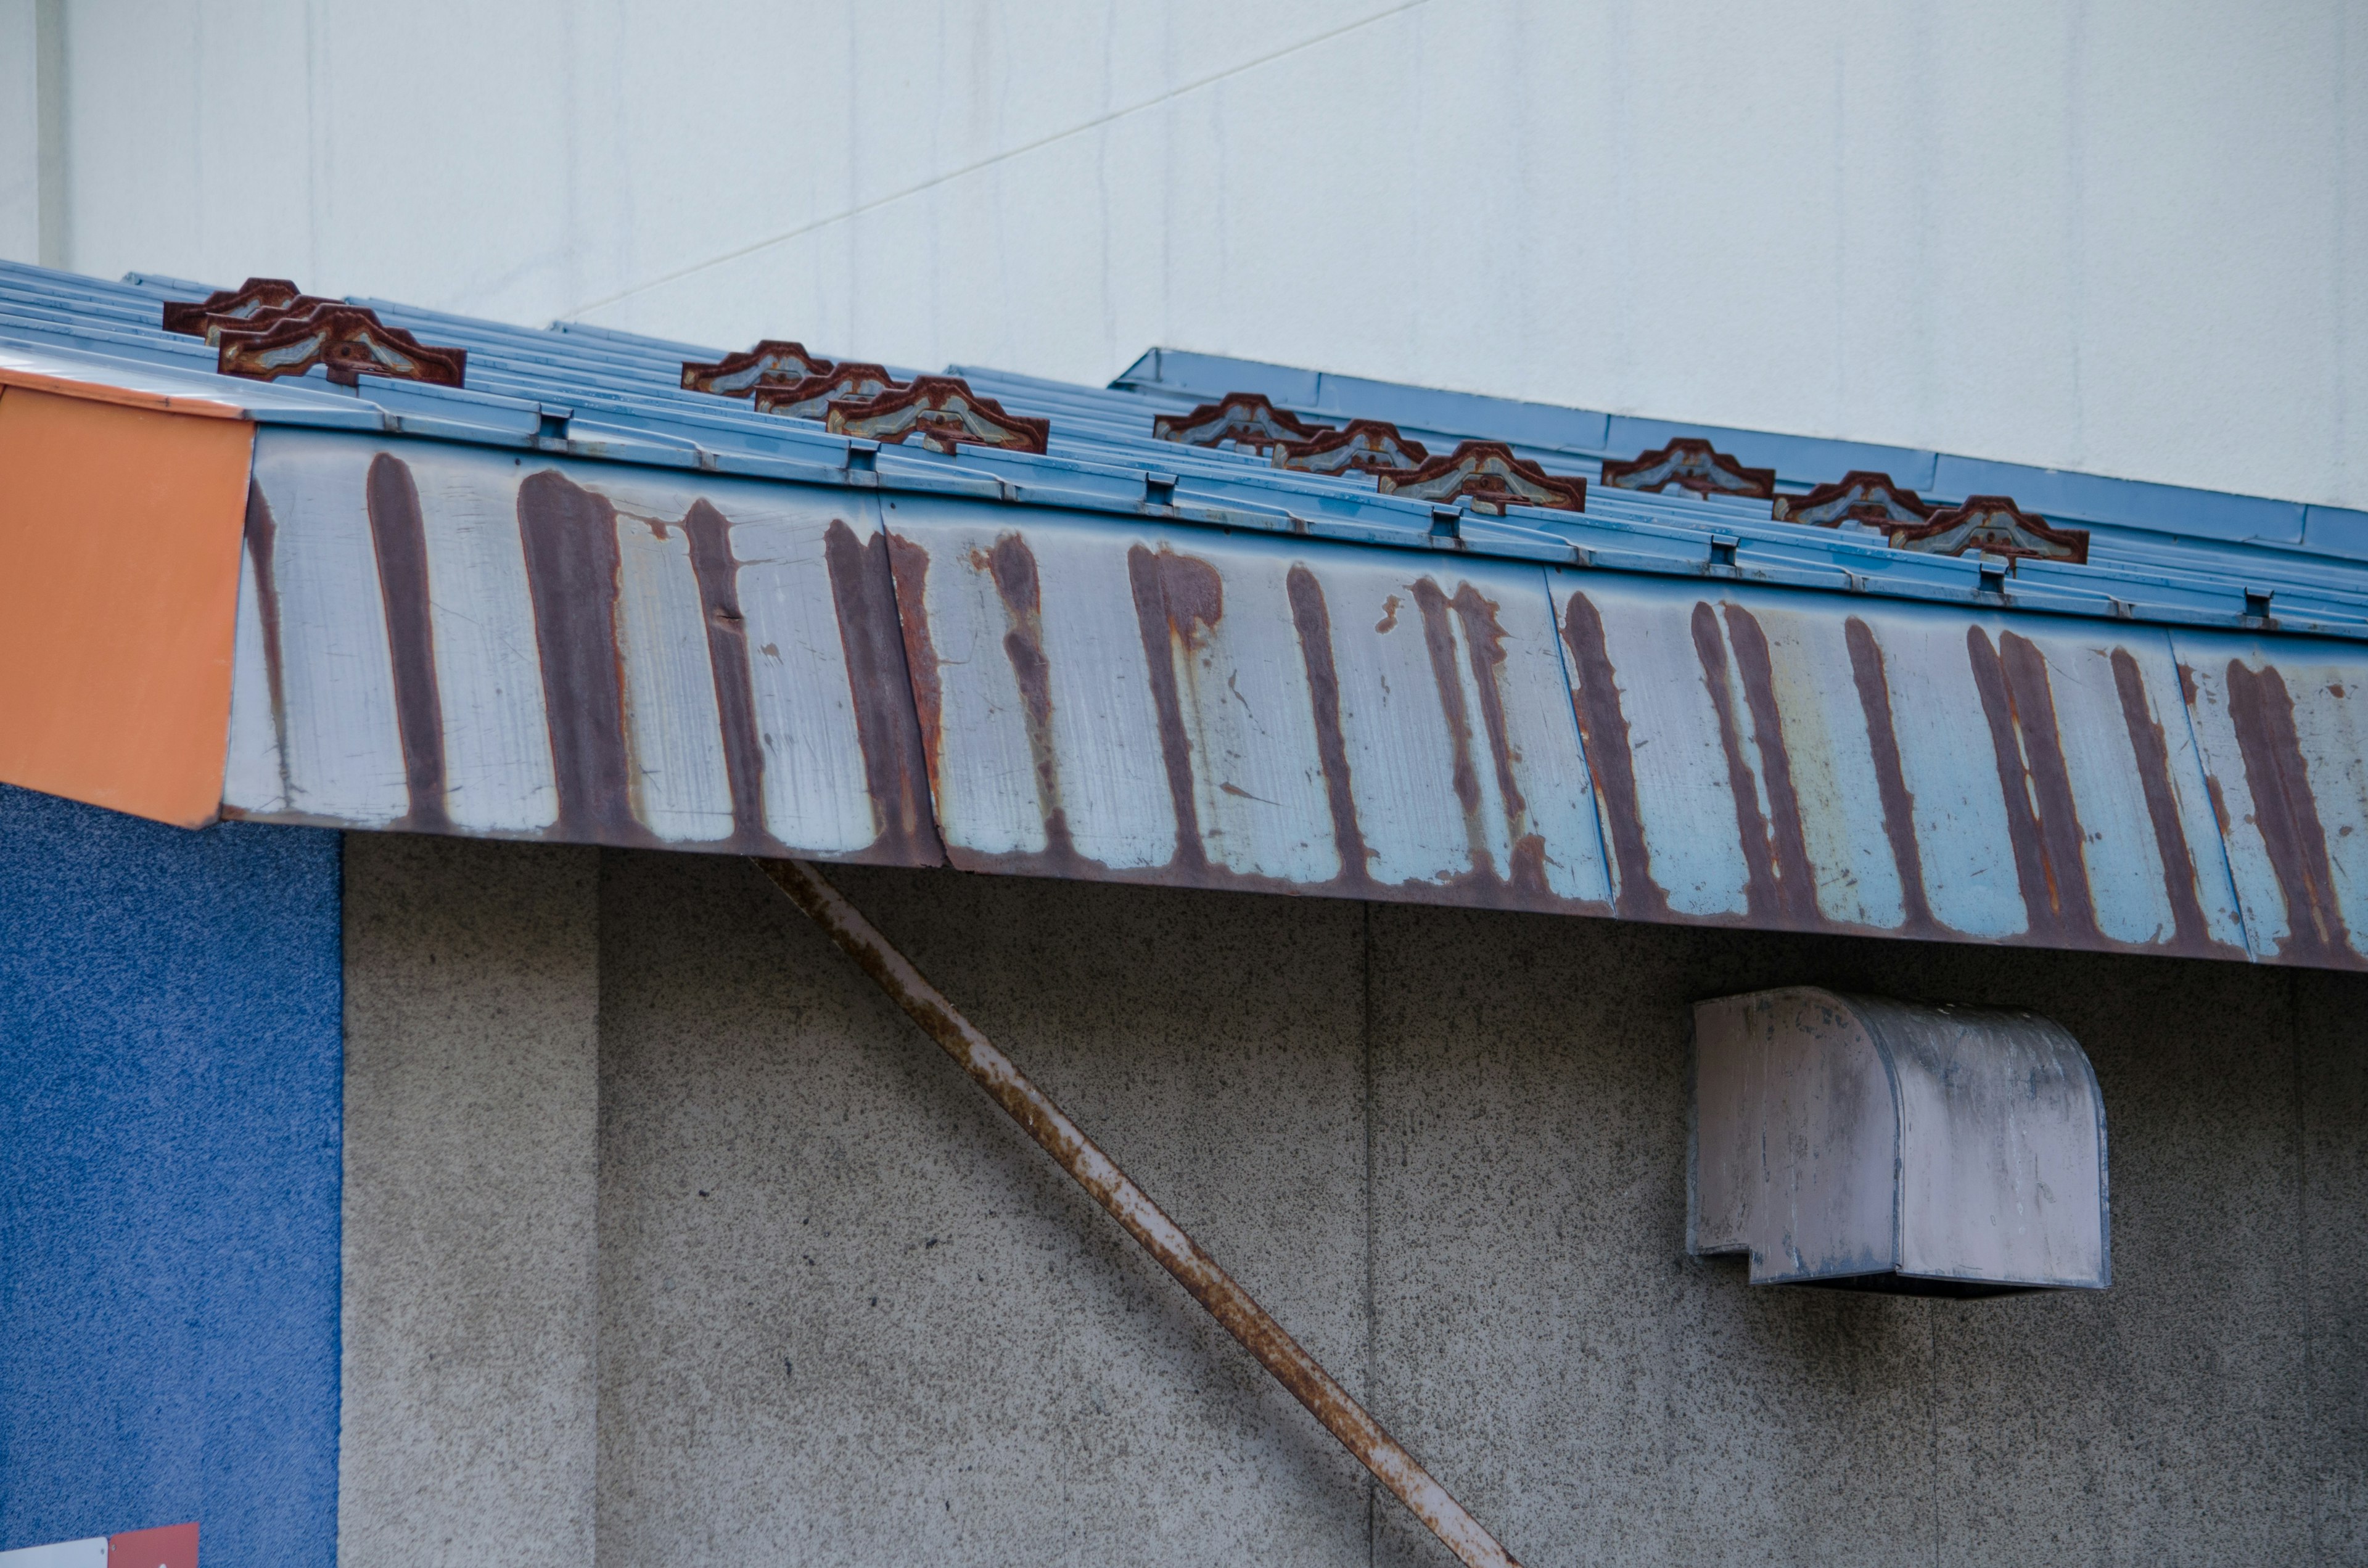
[1690,988,2109,1294]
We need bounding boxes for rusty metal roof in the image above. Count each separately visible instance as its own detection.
[6,258,2368,971]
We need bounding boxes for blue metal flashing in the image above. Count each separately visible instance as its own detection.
[1114,347,2368,554]
[0,259,2361,644]
[9,260,2368,974]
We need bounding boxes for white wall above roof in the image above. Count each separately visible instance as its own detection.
[7,0,2364,511]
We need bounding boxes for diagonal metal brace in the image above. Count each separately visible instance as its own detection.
[757,858,1522,1568]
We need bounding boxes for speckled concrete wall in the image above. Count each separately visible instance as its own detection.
[339,835,599,1568]
[339,839,2368,1566]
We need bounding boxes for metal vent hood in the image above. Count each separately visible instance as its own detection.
[1688,988,2109,1296]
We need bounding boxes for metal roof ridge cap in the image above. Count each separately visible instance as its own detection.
[1117,347,2359,550]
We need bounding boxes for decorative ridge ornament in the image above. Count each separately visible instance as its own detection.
[1888,496,2089,564]
[753,363,906,421]
[681,340,834,396]
[1153,392,1331,453]
[1376,440,1587,515]
[212,300,468,387]
[1600,438,1777,499]
[826,376,1051,455]
[1771,470,1935,527]
[161,277,314,339]
[1273,420,1431,476]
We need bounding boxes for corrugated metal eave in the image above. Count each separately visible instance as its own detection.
[211,426,2368,975]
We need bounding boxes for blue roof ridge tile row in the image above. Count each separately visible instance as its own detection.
[0,258,2362,641]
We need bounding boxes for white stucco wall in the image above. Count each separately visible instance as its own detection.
[4,0,2362,508]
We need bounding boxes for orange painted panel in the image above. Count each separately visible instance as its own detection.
[0,387,255,827]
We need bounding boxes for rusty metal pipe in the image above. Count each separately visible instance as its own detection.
[755,857,1522,1568]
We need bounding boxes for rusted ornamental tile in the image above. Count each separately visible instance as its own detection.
[1891,496,2090,564]
[826,376,1051,454]
[161,277,312,339]
[1273,420,1431,476]
[213,302,468,387]
[1377,440,1587,515]
[1772,470,1935,527]
[1153,392,1331,453]
[1601,437,1777,499]
[680,340,834,396]
[753,363,906,421]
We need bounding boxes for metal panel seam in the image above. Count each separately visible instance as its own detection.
[1539,564,1620,905]
[2166,624,2257,961]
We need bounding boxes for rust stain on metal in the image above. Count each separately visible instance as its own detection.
[2110,647,2227,954]
[1966,628,2099,943]
[1449,585,1553,897]
[754,856,1524,1568]
[516,470,647,845]
[1127,543,1225,877]
[242,480,295,810]
[683,499,770,844]
[1286,565,1375,888]
[1411,580,1490,871]
[823,519,947,864]
[982,532,1082,868]
[2221,659,2357,965]
[884,535,947,799]
[364,454,453,833]
[1559,591,1673,919]
[1843,617,1939,936]
[1701,603,1817,924]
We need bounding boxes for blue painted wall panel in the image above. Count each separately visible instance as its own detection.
[0,784,341,1565]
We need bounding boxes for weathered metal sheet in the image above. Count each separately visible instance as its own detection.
[1549,573,2250,957]
[1691,988,2109,1294]
[213,429,2368,973]
[2176,630,2368,966]
[223,429,940,863]
[879,494,1613,913]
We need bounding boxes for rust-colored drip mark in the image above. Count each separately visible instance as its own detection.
[1411,581,1492,876]
[516,470,643,845]
[1965,628,2098,943]
[242,482,295,810]
[755,857,1524,1568]
[1126,544,1223,876]
[1716,604,1819,924]
[884,535,945,796]
[983,533,1077,864]
[364,454,453,834]
[1558,591,1672,920]
[680,500,769,847]
[823,520,945,864]
[2222,659,2358,966]
[2109,649,2224,954]
[1843,618,1937,935]
[1691,604,1782,922]
[1997,633,2099,937]
[1449,584,1552,897]
[1286,565,1375,889]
